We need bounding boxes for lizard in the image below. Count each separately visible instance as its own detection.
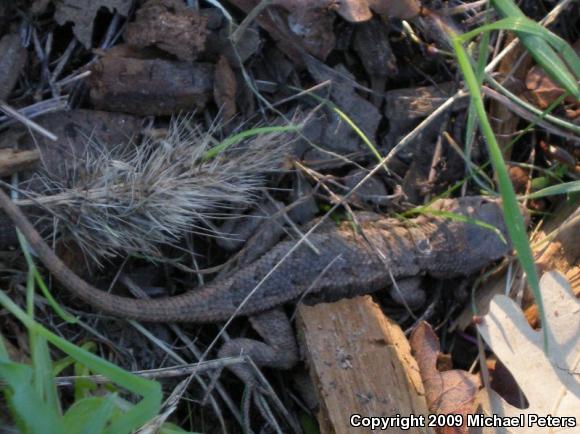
[0,190,514,382]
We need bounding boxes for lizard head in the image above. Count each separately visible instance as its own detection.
[425,196,528,276]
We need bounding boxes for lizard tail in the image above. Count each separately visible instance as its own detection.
[0,188,233,323]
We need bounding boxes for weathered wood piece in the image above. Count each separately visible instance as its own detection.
[0,148,40,177]
[0,32,28,101]
[89,54,213,116]
[296,296,433,434]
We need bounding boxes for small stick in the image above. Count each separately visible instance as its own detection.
[0,102,58,141]
[0,149,40,177]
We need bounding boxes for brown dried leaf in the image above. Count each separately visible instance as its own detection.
[271,0,336,58]
[342,0,421,21]
[285,6,336,59]
[336,0,373,22]
[30,0,52,15]
[526,65,573,109]
[54,0,131,48]
[275,0,421,21]
[525,39,579,116]
[213,56,237,123]
[227,0,308,62]
[233,0,421,61]
[410,322,480,434]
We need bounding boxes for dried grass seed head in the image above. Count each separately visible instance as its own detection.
[26,117,293,263]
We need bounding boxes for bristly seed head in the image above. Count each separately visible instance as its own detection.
[23,117,294,264]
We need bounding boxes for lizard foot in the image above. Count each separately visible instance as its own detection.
[218,308,299,388]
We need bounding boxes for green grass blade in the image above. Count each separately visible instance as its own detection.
[406,208,508,245]
[298,90,388,170]
[0,361,65,434]
[17,232,77,324]
[30,333,61,415]
[331,105,384,163]
[485,75,580,135]
[522,180,580,200]
[0,290,162,434]
[465,5,494,193]
[451,31,548,351]
[63,396,117,434]
[490,0,580,98]
[459,17,580,77]
[0,334,9,359]
[203,125,300,161]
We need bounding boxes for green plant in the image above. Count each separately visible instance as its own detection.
[450,0,580,350]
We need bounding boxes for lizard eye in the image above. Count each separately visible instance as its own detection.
[416,238,432,254]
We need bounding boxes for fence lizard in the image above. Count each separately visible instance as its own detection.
[0,192,513,380]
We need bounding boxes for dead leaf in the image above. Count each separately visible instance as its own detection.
[476,271,580,433]
[54,0,131,48]
[347,0,421,21]
[227,0,310,62]
[272,0,336,59]
[525,38,579,117]
[213,56,237,123]
[285,6,336,59]
[232,0,421,62]
[335,0,372,22]
[526,65,579,111]
[275,0,421,22]
[411,321,480,434]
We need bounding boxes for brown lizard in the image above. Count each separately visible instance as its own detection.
[0,191,513,380]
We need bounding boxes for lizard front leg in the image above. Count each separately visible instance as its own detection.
[218,308,298,386]
[389,276,426,310]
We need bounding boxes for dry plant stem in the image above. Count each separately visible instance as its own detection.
[6,117,289,262]
[137,379,189,434]
[0,102,58,141]
[0,149,40,177]
[426,0,574,149]
[231,0,274,43]
[482,87,580,142]
[484,0,575,72]
[49,357,246,386]
[0,97,68,126]
[0,188,182,319]
[440,0,488,16]
[196,91,469,364]
[120,274,242,426]
[488,32,530,162]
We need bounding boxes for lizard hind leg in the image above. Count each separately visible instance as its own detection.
[217,308,299,387]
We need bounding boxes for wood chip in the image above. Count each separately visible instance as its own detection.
[297,296,433,434]
[0,148,40,177]
[89,53,213,115]
[0,32,28,101]
[213,56,237,123]
[124,0,209,61]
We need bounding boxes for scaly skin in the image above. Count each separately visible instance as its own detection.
[0,193,510,323]
[0,192,515,377]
